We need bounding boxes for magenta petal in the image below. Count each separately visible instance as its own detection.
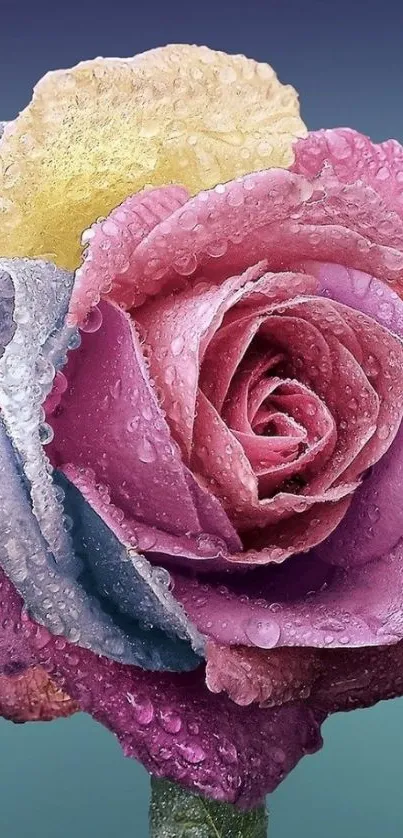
[173,536,403,649]
[0,566,324,807]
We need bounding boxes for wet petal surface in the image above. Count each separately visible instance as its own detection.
[0,565,324,808]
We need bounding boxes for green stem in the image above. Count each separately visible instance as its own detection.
[149,777,268,838]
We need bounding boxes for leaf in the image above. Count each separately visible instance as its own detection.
[149,778,268,838]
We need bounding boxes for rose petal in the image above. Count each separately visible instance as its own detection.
[0,46,305,271]
[173,536,403,649]
[61,462,239,576]
[57,468,204,661]
[308,261,403,334]
[99,165,403,311]
[0,565,324,807]
[311,640,403,713]
[192,388,353,550]
[50,299,240,561]
[135,263,266,456]
[70,185,190,327]
[200,270,319,413]
[297,263,403,568]
[206,642,321,707]
[51,300,206,534]
[0,259,77,572]
[0,418,195,670]
[292,128,403,221]
[0,262,194,667]
[0,667,77,723]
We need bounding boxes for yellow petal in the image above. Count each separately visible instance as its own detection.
[0,44,306,270]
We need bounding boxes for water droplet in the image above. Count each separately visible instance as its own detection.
[81,306,103,333]
[141,403,153,421]
[217,740,238,764]
[177,742,206,764]
[127,416,140,433]
[367,504,380,524]
[109,379,122,399]
[137,437,156,464]
[195,534,226,556]
[39,422,54,445]
[269,747,286,764]
[377,424,391,440]
[171,335,185,356]
[244,617,280,648]
[159,708,182,734]
[126,693,154,725]
[137,531,157,551]
[153,567,171,588]
[67,330,81,351]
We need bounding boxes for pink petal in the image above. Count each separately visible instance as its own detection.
[292,128,403,221]
[113,168,403,307]
[135,263,266,457]
[68,186,189,326]
[49,300,238,556]
[206,642,321,707]
[63,461,238,578]
[199,271,319,413]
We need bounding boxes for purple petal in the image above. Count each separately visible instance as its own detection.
[298,262,403,568]
[172,537,403,649]
[0,564,324,808]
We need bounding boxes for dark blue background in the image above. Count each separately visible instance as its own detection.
[1,1,402,835]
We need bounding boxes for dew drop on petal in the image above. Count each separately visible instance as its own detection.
[244,617,280,648]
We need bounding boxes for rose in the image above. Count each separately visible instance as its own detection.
[1,45,403,809]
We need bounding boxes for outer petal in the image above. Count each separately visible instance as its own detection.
[0,261,200,669]
[0,418,197,671]
[49,299,240,563]
[291,128,403,221]
[172,538,403,649]
[307,263,403,567]
[81,166,403,315]
[58,466,204,658]
[310,641,403,713]
[0,565,324,808]
[0,259,76,572]
[0,46,305,269]
[206,642,320,707]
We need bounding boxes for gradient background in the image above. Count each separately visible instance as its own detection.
[1,0,403,835]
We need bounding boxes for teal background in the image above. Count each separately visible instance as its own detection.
[1,701,403,836]
[1,0,403,835]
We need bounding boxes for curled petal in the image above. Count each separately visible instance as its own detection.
[206,642,320,707]
[172,537,403,649]
[292,128,403,222]
[49,299,240,568]
[91,166,403,312]
[0,667,77,723]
